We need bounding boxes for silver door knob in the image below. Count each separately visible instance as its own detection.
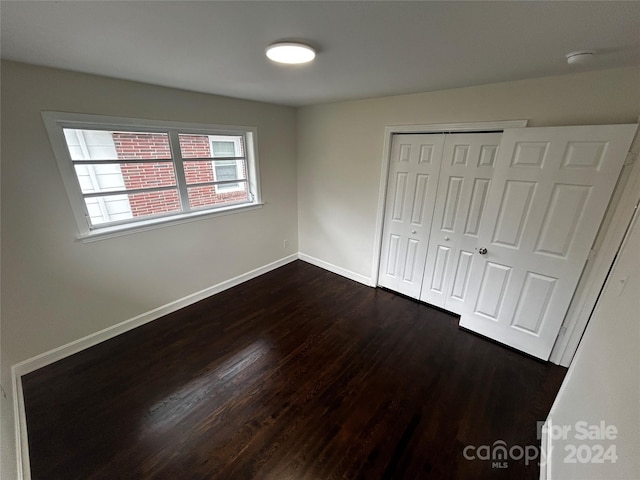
[477,247,488,255]
[444,236,450,241]
[411,230,417,234]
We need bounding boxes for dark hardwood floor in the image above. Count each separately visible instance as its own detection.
[22,260,566,479]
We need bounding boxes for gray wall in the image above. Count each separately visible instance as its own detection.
[545,205,640,479]
[297,67,640,280]
[0,60,298,479]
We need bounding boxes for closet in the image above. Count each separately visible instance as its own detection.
[378,125,637,360]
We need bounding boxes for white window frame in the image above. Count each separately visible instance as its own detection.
[42,112,262,241]
[208,135,245,194]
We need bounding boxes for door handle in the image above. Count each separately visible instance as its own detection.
[411,230,417,234]
[477,247,488,255]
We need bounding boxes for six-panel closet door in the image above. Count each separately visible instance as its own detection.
[377,134,445,298]
[419,133,502,308]
[379,124,637,361]
[458,125,637,360]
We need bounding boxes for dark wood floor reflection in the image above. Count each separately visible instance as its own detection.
[23,260,566,479]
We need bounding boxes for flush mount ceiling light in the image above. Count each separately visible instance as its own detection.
[566,51,595,65]
[266,42,316,65]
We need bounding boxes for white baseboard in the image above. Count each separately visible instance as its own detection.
[12,254,298,377]
[12,369,30,480]
[298,253,373,286]
[11,253,298,480]
[12,251,370,380]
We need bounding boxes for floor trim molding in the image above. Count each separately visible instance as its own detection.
[11,253,298,480]
[12,367,31,480]
[12,254,298,377]
[298,253,373,286]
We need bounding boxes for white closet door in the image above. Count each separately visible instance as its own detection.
[420,133,502,308]
[378,134,445,298]
[459,125,637,360]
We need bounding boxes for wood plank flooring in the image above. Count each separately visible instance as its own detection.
[22,260,566,479]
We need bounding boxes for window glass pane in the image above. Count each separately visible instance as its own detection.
[85,189,181,226]
[183,160,246,185]
[187,183,248,209]
[215,161,238,182]
[183,160,214,185]
[64,129,171,161]
[74,163,176,194]
[211,141,235,157]
[178,134,244,159]
[85,194,133,225]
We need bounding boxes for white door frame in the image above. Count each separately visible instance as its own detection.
[371,119,638,367]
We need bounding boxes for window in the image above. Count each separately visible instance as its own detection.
[43,112,261,239]
[209,135,244,193]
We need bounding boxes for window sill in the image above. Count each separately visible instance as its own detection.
[77,203,264,243]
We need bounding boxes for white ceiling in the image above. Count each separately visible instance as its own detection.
[2,1,639,106]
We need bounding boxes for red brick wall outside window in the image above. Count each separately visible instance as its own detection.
[112,133,248,217]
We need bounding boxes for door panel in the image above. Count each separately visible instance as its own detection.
[510,272,557,334]
[491,180,536,248]
[411,174,432,224]
[474,261,512,320]
[420,133,503,308]
[430,245,451,293]
[534,184,590,257]
[441,176,463,231]
[465,178,491,235]
[459,124,637,360]
[450,250,474,301]
[384,234,401,276]
[378,134,445,298]
[390,172,408,221]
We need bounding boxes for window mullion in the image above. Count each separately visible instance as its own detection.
[83,185,177,198]
[241,133,252,201]
[179,156,245,162]
[168,130,191,212]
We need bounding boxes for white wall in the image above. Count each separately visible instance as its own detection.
[544,207,640,479]
[297,67,640,281]
[0,60,298,479]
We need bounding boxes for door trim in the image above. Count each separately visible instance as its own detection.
[372,120,528,289]
[549,123,640,366]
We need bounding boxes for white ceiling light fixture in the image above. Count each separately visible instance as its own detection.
[266,42,316,65]
[566,51,595,65]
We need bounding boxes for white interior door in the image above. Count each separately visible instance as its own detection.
[459,124,637,360]
[378,134,445,298]
[420,133,502,308]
